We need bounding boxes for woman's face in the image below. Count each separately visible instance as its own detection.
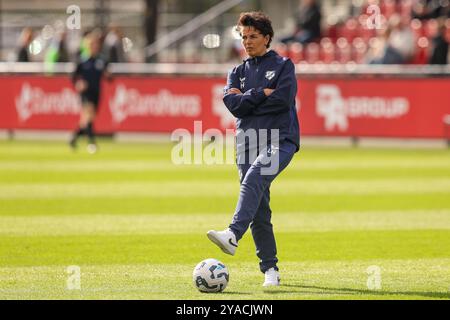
[89,38,101,56]
[240,26,269,58]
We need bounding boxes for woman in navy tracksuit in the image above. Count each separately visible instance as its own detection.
[207,11,300,286]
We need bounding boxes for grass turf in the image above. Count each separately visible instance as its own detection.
[0,140,449,300]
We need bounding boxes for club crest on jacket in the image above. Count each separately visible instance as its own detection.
[265,71,275,80]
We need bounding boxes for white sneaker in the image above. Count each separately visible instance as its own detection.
[206,229,238,256]
[263,268,280,287]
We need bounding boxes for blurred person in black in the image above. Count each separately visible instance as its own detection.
[77,30,93,62]
[281,0,322,44]
[70,34,111,154]
[44,31,70,74]
[103,24,127,63]
[412,0,449,20]
[45,31,70,63]
[17,27,33,62]
[428,19,449,64]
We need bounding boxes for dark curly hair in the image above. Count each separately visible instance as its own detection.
[236,11,274,48]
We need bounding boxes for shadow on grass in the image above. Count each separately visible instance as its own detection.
[263,284,450,299]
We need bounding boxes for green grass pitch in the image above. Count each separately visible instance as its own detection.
[0,139,449,300]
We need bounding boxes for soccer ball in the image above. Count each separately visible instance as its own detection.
[193,258,229,293]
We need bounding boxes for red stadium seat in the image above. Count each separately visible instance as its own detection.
[341,18,359,42]
[305,42,320,63]
[325,21,339,42]
[288,42,304,64]
[274,42,288,58]
[399,0,413,18]
[446,19,450,43]
[352,37,368,64]
[410,19,425,39]
[424,19,439,39]
[411,37,429,64]
[320,37,336,63]
[381,0,398,19]
[336,37,352,63]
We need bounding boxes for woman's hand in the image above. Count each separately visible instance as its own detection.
[227,87,273,96]
[227,88,242,95]
[75,79,88,93]
[264,88,274,96]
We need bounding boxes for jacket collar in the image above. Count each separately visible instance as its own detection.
[244,49,277,64]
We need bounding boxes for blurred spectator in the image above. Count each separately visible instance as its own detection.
[77,29,102,63]
[428,19,449,64]
[78,31,92,62]
[370,15,416,64]
[16,27,33,62]
[412,0,449,20]
[365,28,390,63]
[281,0,322,45]
[387,15,416,62]
[45,31,69,63]
[103,24,127,63]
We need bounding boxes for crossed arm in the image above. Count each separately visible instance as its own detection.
[223,60,296,118]
[228,88,274,96]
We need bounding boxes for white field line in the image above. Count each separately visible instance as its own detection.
[0,210,448,236]
[0,159,449,172]
[0,179,449,199]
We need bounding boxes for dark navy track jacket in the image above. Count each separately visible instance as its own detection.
[223,50,300,152]
[72,56,108,101]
